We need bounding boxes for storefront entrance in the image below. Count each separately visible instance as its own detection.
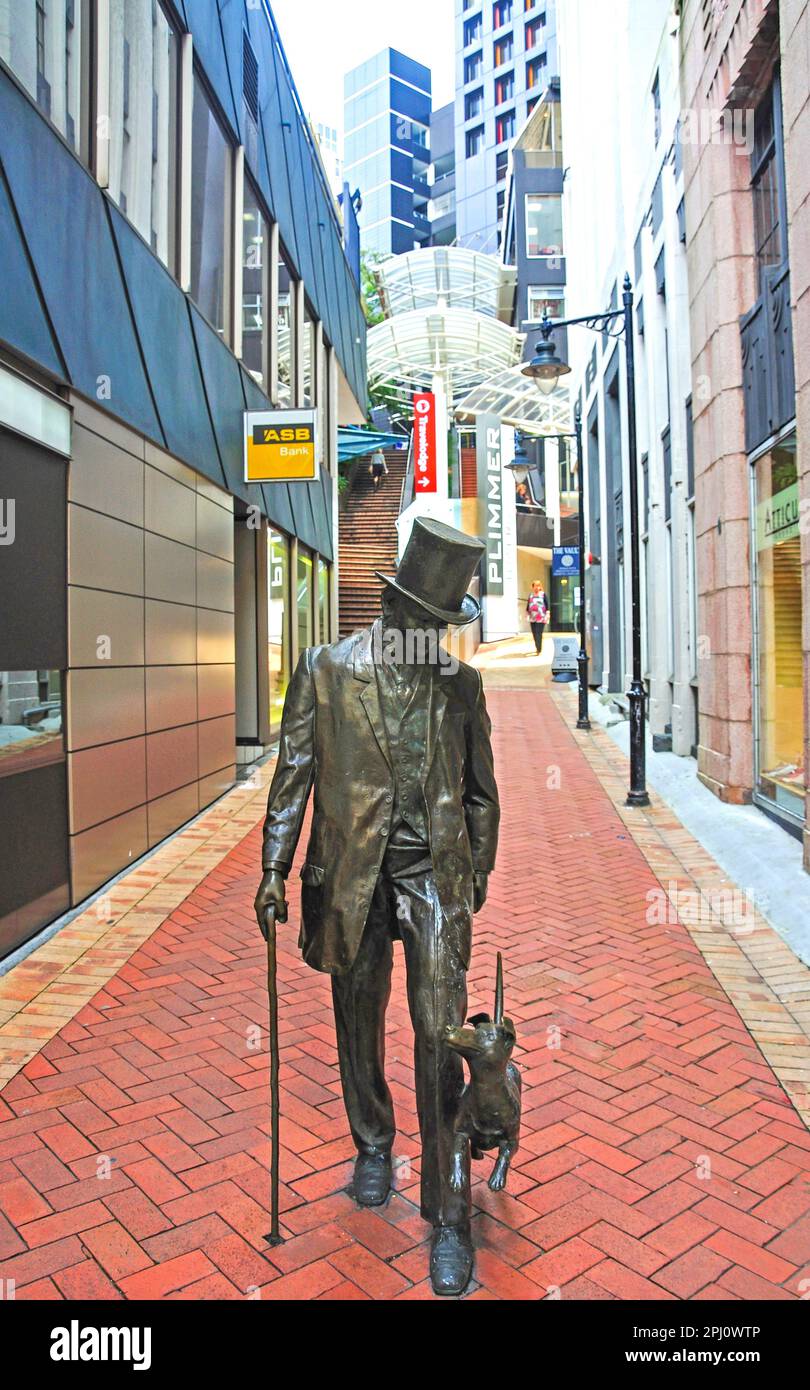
[752,432,804,830]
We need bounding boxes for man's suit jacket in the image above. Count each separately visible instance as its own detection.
[261,622,500,975]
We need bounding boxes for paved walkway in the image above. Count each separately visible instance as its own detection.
[0,639,809,1300]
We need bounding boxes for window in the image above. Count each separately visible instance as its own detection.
[318,558,330,642]
[751,77,787,291]
[525,193,562,259]
[277,252,295,406]
[465,88,483,120]
[527,94,539,117]
[526,53,547,88]
[190,76,232,338]
[106,2,178,268]
[652,69,661,145]
[496,148,508,181]
[493,0,513,27]
[0,671,63,778]
[463,13,482,45]
[0,0,89,156]
[464,50,483,83]
[494,34,513,66]
[267,529,290,733]
[466,125,485,158]
[301,300,315,409]
[525,16,543,48]
[241,179,268,388]
[526,286,565,320]
[496,110,515,144]
[495,71,514,105]
[297,547,314,654]
[753,436,803,820]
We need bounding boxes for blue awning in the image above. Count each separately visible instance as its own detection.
[338,425,407,464]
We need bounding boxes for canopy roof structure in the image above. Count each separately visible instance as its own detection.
[454,364,571,435]
[367,306,524,416]
[375,246,516,323]
[337,425,407,463]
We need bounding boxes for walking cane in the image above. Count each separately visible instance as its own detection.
[263,904,284,1246]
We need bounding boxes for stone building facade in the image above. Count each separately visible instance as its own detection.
[681,0,808,864]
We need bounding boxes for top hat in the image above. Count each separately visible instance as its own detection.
[375,516,485,627]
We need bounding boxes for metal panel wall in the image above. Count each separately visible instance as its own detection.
[66,402,236,905]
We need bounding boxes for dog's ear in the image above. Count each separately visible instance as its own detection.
[502,1016,517,1050]
[467,1013,491,1027]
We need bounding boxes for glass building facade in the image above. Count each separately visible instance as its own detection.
[0,0,364,960]
[344,47,432,257]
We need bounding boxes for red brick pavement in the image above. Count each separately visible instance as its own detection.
[1,689,809,1301]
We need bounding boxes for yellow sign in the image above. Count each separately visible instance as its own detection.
[244,409,319,483]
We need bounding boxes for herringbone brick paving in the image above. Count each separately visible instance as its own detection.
[1,687,809,1300]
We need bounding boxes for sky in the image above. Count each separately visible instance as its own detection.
[269,0,455,141]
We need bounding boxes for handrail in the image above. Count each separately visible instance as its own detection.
[399,433,415,516]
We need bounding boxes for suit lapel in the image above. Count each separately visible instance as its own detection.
[354,622,392,771]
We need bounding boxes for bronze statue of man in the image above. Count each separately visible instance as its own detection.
[254,516,500,1297]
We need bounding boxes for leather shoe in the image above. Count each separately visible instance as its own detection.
[430,1223,474,1296]
[352,1151,392,1207]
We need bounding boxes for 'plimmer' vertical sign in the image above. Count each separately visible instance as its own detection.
[475,415,518,642]
[476,415,504,596]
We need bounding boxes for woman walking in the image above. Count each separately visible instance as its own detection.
[526,580,550,655]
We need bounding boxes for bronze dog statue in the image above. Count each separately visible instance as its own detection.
[446,954,521,1193]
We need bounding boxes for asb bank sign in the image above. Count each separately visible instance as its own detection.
[244,409,319,483]
[412,392,437,493]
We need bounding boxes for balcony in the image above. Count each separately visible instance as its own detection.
[740,262,796,453]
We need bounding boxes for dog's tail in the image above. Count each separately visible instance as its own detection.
[494,952,503,1025]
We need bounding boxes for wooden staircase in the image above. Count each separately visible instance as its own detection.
[338,449,409,635]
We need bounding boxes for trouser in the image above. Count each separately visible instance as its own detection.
[331,843,470,1228]
[530,620,546,652]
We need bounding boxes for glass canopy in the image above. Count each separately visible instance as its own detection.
[454,364,571,434]
[374,246,516,322]
[367,306,524,414]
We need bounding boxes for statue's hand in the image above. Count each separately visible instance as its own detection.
[254,870,288,939]
[473,871,489,914]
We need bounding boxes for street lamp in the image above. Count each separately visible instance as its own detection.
[522,274,649,808]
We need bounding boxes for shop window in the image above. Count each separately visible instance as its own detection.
[106,0,178,269]
[0,671,63,778]
[241,179,268,388]
[525,192,562,260]
[753,436,804,822]
[0,0,89,157]
[318,558,330,642]
[297,547,314,654]
[277,252,295,406]
[267,529,290,733]
[190,76,232,338]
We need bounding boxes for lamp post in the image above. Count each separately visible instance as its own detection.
[521,274,649,808]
